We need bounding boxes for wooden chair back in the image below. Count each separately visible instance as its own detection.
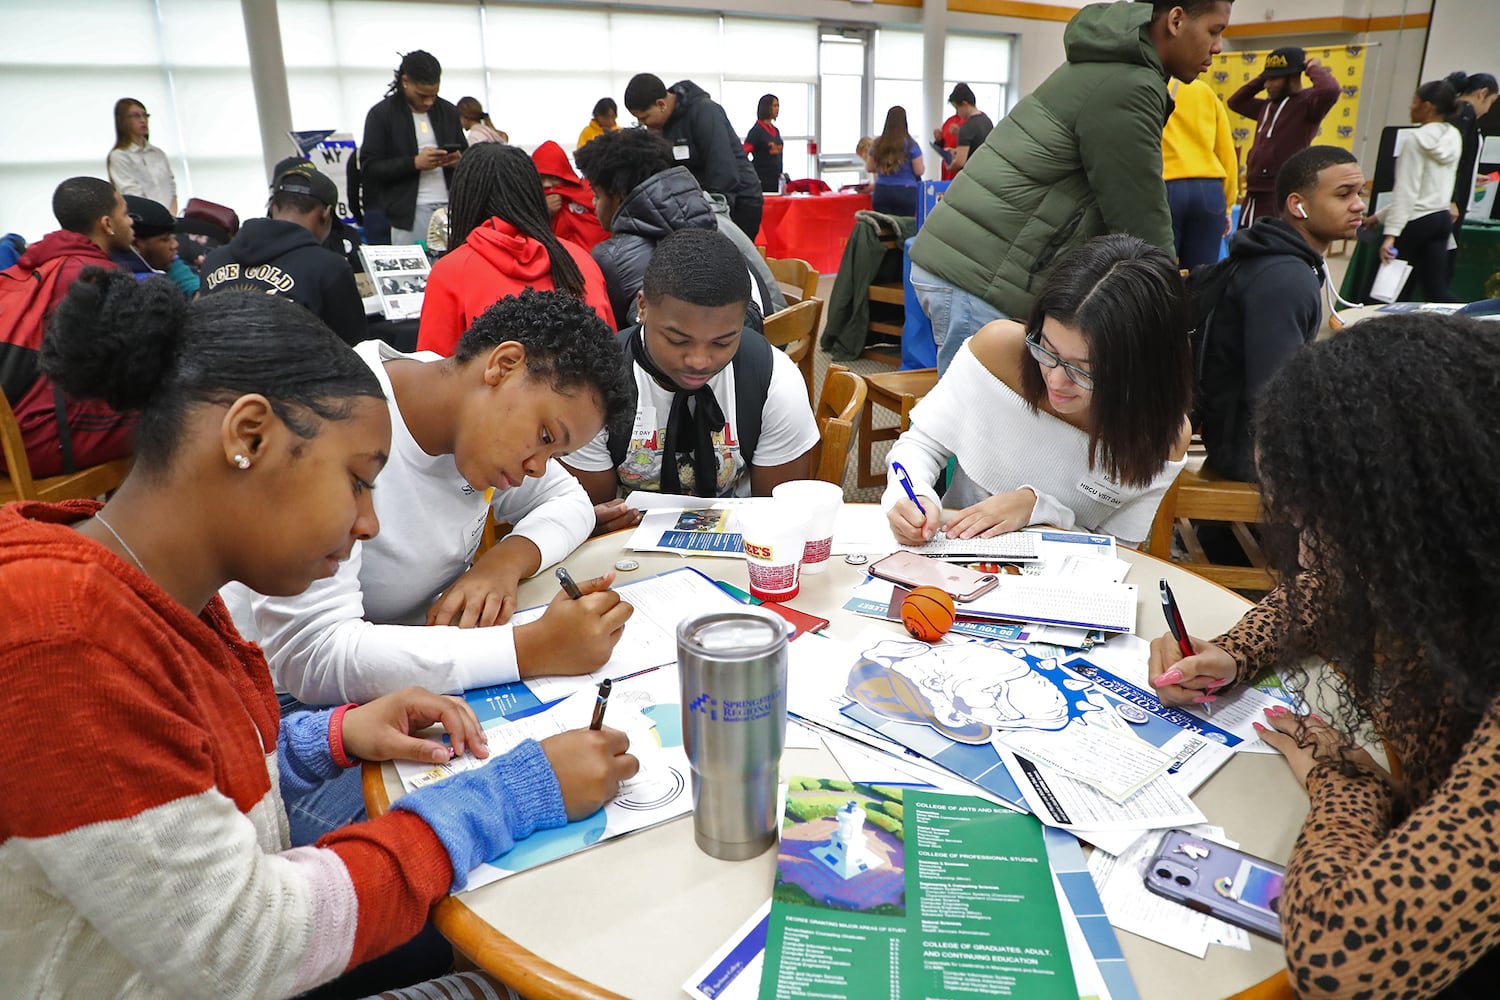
[855,367,938,489]
[0,387,132,503]
[762,297,822,405]
[810,364,867,486]
[766,256,819,305]
[1146,464,1274,592]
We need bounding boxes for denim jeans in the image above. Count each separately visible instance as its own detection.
[908,261,1009,374]
[280,694,368,847]
[391,202,443,246]
[1166,177,1227,270]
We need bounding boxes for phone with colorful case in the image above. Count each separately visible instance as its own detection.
[1143,829,1285,941]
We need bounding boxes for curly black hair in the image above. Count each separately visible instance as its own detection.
[573,128,676,200]
[41,268,382,476]
[453,289,631,444]
[1254,313,1500,749]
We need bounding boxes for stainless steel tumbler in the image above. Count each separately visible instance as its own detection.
[677,608,791,860]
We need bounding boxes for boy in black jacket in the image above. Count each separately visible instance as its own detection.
[1199,146,1364,480]
[624,73,763,240]
[198,169,367,347]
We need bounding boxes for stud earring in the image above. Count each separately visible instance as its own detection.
[234,454,251,470]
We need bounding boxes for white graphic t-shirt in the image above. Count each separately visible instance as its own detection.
[568,347,819,498]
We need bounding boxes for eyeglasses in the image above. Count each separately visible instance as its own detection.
[1025,329,1094,391]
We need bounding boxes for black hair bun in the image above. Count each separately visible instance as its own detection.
[40,268,186,413]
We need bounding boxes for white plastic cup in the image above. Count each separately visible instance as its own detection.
[771,480,844,575]
[738,501,807,601]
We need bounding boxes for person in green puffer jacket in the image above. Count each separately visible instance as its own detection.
[909,0,1234,373]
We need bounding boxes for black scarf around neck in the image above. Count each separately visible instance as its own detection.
[630,328,725,497]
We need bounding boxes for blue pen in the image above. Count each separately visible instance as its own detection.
[891,462,926,516]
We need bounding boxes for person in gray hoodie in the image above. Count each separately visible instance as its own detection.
[575,128,783,329]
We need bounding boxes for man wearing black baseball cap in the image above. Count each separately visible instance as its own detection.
[198,166,367,346]
[111,194,200,297]
[1228,46,1341,227]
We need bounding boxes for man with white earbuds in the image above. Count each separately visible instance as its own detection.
[1196,145,1366,481]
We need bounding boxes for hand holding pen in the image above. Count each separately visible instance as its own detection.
[512,568,633,678]
[1149,578,1236,711]
[887,461,941,545]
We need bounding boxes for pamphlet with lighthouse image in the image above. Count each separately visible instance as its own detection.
[758,779,1078,1000]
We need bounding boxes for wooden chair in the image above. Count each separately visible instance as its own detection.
[809,364,867,486]
[1146,463,1274,592]
[864,223,905,368]
[765,255,819,305]
[762,298,822,406]
[0,387,132,503]
[855,367,938,489]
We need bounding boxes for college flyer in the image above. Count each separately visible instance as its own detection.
[758,779,1076,1000]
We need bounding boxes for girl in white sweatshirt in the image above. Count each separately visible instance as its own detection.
[1370,80,1462,301]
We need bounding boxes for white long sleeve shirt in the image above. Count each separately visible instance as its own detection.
[1383,122,1461,237]
[226,340,593,704]
[881,340,1184,548]
[107,142,177,209]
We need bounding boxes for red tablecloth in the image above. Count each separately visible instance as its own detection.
[754,192,871,274]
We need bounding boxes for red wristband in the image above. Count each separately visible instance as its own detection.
[328,703,360,769]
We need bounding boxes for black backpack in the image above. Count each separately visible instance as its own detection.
[1182,256,1241,426]
[607,325,774,472]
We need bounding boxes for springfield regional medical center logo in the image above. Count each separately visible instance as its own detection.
[688,689,783,722]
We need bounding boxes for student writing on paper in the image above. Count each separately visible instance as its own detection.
[884,234,1193,548]
[0,271,639,1000]
[1148,312,1500,997]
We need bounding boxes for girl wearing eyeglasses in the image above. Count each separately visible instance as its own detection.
[107,97,177,215]
[884,233,1193,548]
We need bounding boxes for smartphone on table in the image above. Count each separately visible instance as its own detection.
[869,550,998,603]
[1143,829,1285,941]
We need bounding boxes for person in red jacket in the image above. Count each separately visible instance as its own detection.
[531,140,609,252]
[1228,47,1341,228]
[1,176,136,477]
[417,143,614,356]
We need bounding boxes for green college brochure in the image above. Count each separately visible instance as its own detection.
[760,780,1077,1000]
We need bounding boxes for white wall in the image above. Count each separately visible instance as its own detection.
[1419,0,1496,84]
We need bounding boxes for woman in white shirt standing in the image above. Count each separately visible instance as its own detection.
[1368,80,1462,301]
[107,97,177,214]
[884,234,1193,549]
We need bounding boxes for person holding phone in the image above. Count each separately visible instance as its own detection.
[0,270,639,999]
[360,50,467,245]
[884,234,1193,549]
[1148,312,1500,996]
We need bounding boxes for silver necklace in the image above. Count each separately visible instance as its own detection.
[93,510,147,575]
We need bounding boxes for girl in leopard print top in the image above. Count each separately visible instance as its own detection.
[1147,313,1500,999]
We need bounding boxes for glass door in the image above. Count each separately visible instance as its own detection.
[817,27,871,189]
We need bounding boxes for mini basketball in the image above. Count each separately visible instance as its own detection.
[901,586,956,642]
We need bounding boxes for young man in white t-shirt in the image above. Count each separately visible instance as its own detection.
[565,229,817,527]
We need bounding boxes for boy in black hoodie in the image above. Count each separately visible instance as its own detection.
[1199,145,1365,481]
[624,74,764,240]
[198,168,367,347]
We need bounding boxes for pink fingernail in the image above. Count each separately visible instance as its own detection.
[1155,669,1183,687]
[1252,722,1267,733]
[1309,713,1326,724]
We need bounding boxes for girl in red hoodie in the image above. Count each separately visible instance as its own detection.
[531,140,609,252]
[417,144,613,356]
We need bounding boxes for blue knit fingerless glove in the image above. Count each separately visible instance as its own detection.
[278,709,344,805]
[393,738,568,891]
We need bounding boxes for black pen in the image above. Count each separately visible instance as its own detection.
[556,566,584,600]
[589,678,612,730]
[1160,579,1211,716]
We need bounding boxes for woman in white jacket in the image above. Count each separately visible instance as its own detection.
[1369,80,1462,301]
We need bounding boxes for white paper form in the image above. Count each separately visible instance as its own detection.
[999,747,1206,850]
[1087,826,1251,957]
[518,567,743,703]
[624,503,755,557]
[998,718,1173,803]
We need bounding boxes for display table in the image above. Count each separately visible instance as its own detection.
[754,191,871,273]
[367,515,1304,1000]
[1339,219,1500,304]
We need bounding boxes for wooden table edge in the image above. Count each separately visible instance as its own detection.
[362,763,628,1000]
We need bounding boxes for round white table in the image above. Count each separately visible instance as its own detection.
[368,517,1302,1000]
